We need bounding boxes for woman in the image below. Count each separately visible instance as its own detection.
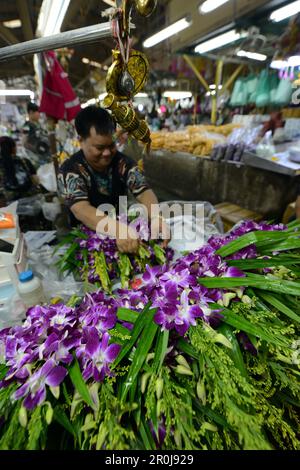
[0,136,39,203]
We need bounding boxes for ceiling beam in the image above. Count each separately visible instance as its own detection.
[0,24,19,45]
[16,0,34,41]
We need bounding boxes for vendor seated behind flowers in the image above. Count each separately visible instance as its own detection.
[58,106,170,254]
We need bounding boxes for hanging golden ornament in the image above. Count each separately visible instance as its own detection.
[106,49,149,101]
[121,0,157,32]
[104,93,151,146]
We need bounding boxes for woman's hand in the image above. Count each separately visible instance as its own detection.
[150,216,171,248]
[116,222,140,254]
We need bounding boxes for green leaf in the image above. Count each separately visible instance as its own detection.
[53,406,77,438]
[152,330,169,374]
[216,231,288,258]
[113,304,154,368]
[227,257,300,270]
[138,416,156,451]
[177,338,199,360]
[121,314,158,402]
[218,306,290,347]
[198,275,300,296]
[117,308,139,324]
[68,359,94,409]
[217,324,248,378]
[257,291,300,324]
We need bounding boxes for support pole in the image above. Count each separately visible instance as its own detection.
[221,64,244,94]
[211,59,223,125]
[183,55,210,92]
[0,23,112,62]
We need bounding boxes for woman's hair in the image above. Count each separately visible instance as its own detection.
[75,106,116,139]
[0,136,17,185]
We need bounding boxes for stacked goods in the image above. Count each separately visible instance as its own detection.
[151,124,240,157]
[0,220,300,450]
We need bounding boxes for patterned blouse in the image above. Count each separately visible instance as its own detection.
[58,150,149,214]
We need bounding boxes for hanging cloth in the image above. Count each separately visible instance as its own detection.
[39,51,81,122]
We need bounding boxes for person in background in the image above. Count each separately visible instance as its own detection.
[22,102,51,168]
[0,136,39,203]
[58,106,170,254]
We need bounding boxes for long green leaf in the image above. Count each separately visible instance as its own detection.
[217,324,248,378]
[121,316,158,402]
[152,330,169,374]
[113,304,154,368]
[68,359,94,409]
[257,291,300,324]
[216,231,291,257]
[227,257,300,270]
[218,306,290,347]
[53,406,77,438]
[177,338,199,360]
[198,275,300,296]
[117,308,139,324]
[138,416,156,451]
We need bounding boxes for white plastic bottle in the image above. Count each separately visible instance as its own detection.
[17,271,46,308]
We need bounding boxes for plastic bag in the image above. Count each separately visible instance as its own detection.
[42,198,62,222]
[37,163,57,192]
[159,201,223,254]
[256,131,275,159]
[273,78,293,107]
[255,70,271,108]
[230,78,247,107]
[17,195,44,217]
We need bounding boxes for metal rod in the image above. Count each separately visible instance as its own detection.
[183,54,210,92]
[0,22,112,62]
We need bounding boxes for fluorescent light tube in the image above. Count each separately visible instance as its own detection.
[135,93,149,98]
[199,0,230,14]
[270,59,288,69]
[37,0,71,37]
[288,56,300,66]
[163,91,192,100]
[143,17,191,48]
[0,90,35,100]
[237,50,267,61]
[3,19,22,29]
[270,0,300,22]
[195,29,245,54]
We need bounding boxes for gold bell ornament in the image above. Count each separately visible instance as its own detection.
[104,0,157,150]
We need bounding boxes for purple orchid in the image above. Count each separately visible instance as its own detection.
[77,329,120,382]
[174,290,202,336]
[14,359,67,409]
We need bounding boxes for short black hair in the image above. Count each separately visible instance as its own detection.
[27,102,39,113]
[75,105,116,139]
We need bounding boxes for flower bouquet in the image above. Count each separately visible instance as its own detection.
[56,219,174,292]
[0,220,299,450]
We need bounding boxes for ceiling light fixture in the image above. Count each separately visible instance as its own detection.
[143,17,192,48]
[163,91,192,100]
[237,50,267,61]
[288,55,300,66]
[3,19,22,29]
[0,89,35,100]
[195,29,246,54]
[82,58,90,64]
[37,0,71,37]
[135,93,149,98]
[270,59,288,69]
[270,0,300,22]
[199,0,230,14]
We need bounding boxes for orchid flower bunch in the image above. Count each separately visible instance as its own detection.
[57,218,174,292]
[0,219,299,451]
